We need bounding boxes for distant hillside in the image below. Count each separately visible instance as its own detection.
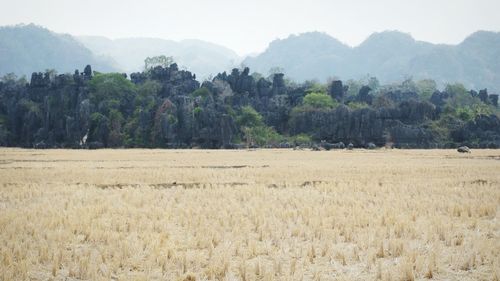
[243,32,351,81]
[0,24,116,77]
[3,25,499,92]
[77,36,241,80]
[243,31,500,92]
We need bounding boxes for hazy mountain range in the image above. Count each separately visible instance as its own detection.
[77,36,240,80]
[0,24,240,80]
[1,24,499,92]
[0,24,116,76]
[243,31,500,91]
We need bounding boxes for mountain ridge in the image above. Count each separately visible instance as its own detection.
[76,35,241,80]
[243,30,500,92]
[0,24,117,77]
[1,24,499,92]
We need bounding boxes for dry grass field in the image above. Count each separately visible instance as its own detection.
[0,148,499,281]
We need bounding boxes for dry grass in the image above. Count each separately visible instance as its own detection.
[0,148,499,281]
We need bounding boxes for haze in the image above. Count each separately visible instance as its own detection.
[1,0,500,55]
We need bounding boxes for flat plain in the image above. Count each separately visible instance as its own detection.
[0,148,499,281]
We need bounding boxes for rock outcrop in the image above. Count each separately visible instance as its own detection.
[0,64,498,149]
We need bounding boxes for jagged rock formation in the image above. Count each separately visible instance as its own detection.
[0,64,499,149]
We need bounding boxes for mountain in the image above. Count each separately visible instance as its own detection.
[243,32,351,79]
[243,30,500,92]
[77,36,241,80]
[2,24,499,92]
[350,31,434,81]
[0,24,116,77]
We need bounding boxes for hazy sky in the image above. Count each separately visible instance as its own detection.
[1,0,499,55]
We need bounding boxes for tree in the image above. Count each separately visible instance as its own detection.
[89,73,136,117]
[144,55,174,71]
[243,126,282,146]
[89,113,110,146]
[303,92,336,109]
[304,81,327,94]
[236,106,284,147]
[236,106,263,128]
[135,80,160,108]
[444,83,478,109]
[347,102,370,110]
[445,83,468,97]
[400,77,417,93]
[416,79,437,100]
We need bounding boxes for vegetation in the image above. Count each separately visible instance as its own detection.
[236,106,282,146]
[144,55,174,71]
[302,92,337,109]
[0,148,498,280]
[0,60,499,149]
[347,101,370,110]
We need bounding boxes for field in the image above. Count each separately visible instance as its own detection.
[0,148,499,281]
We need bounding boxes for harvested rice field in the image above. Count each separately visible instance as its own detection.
[0,148,499,281]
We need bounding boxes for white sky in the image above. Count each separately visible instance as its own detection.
[1,0,499,55]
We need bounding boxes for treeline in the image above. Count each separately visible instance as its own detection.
[0,61,499,149]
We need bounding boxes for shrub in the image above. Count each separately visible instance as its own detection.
[303,92,337,109]
[289,134,312,146]
[347,102,370,110]
[237,106,263,128]
[193,107,203,118]
[243,126,283,146]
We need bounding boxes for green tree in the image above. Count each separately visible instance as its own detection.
[304,81,327,94]
[444,83,492,113]
[445,83,468,97]
[347,102,370,110]
[236,106,263,128]
[416,79,437,100]
[89,73,136,106]
[243,126,283,146]
[303,92,336,109]
[289,134,312,146]
[89,73,136,117]
[236,106,285,147]
[89,113,110,145]
[136,80,161,106]
[144,55,174,70]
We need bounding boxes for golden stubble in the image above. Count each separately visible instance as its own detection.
[0,148,499,280]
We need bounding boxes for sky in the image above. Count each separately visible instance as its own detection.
[1,0,499,55]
